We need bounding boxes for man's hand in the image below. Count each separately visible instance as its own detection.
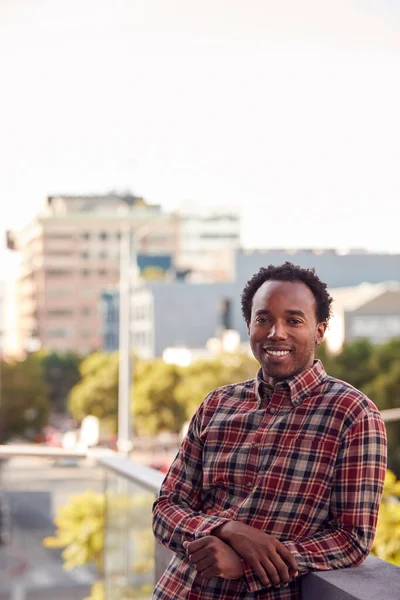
[184,536,244,580]
[213,521,298,588]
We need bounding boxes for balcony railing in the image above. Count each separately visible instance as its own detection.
[0,440,399,600]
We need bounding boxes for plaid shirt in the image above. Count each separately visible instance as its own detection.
[152,360,387,599]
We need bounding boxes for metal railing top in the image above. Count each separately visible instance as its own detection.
[0,443,89,460]
[0,444,165,494]
[97,453,165,493]
[380,407,400,422]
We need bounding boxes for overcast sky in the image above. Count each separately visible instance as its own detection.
[1,0,400,278]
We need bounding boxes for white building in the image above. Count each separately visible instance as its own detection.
[176,203,241,282]
[325,282,400,353]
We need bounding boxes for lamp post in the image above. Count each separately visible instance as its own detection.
[117,220,150,455]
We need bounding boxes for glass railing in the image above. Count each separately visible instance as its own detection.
[0,445,101,600]
[99,455,165,600]
[0,445,168,600]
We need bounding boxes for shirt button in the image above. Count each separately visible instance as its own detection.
[253,442,260,448]
[246,481,252,488]
[270,407,276,414]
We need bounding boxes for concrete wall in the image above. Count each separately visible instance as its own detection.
[151,281,236,356]
[301,555,400,600]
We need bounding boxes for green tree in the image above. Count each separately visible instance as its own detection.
[68,352,119,432]
[316,338,378,390]
[0,354,49,443]
[133,359,186,434]
[41,351,82,414]
[175,352,258,419]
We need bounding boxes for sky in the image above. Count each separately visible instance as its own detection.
[1,0,400,279]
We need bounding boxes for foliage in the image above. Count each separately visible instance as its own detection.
[0,353,50,443]
[67,351,258,436]
[83,581,105,600]
[372,470,400,566]
[44,490,154,600]
[68,352,119,429]
[133,359,186,434]
[174,352,258,418]
[41,351,82,413]
[43,490,104,573]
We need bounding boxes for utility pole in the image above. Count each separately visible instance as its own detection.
[117,218,151,456]
[117,221,133,455]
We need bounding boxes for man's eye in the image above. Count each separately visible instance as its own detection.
[256,317,270,323]
[289,319,302,325]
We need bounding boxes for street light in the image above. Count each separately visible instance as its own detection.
[117,219,150,455]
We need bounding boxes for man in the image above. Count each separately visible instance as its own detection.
[152,262,387,599]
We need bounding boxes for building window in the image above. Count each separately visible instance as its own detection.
[46,250,74,257]
[98,269,107,277]
[47,328,72,337]
[47,309,73,317]
[82,307,91,316]
[81,251,90,259]
[99,250,108,259]
[46,288,73,297]
[115,232,121,240]
[46,269,73,277]
[99,232,108,241]
[46,233,74,240]
[81,269,90,277]
[80,232,90,240]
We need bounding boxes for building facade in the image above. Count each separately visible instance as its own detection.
[344,287,400,346]
[101,279,236,358]
[175,204,241,282]
[7,194,178,355]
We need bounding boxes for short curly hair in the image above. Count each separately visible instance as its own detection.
[241,262,332,325]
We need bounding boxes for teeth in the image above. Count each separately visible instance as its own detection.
[265,349,290,356]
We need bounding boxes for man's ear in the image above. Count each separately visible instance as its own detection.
[316,322,327,345]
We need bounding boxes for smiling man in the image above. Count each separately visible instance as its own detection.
[152,262,387,600]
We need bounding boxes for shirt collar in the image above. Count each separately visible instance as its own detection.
[255,360,327,408]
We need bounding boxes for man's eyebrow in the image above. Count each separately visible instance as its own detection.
[254,309,307,318]
[285,309,306,318]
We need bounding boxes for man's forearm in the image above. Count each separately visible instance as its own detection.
[153,495,230,554]
[283,522,373,574]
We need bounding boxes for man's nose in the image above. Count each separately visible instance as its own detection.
[267,322,288,340]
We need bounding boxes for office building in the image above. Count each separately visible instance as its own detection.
[7,194,178,355]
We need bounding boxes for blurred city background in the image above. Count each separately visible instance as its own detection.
[0,1,400,599]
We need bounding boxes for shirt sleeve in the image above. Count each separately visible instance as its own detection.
[283,410,387,574]
[152,393,231,555]
[241,410,387,594]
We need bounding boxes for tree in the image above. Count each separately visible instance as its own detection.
[175,352,258,419]
[68,352,119,433]
[133,359,186,435]
[316,339,378,391]
[41,351,82,414]
[0,354,49,443]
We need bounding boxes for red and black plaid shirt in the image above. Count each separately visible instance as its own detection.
[152,360,387,599]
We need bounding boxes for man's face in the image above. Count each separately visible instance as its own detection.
[248,280,327,384]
